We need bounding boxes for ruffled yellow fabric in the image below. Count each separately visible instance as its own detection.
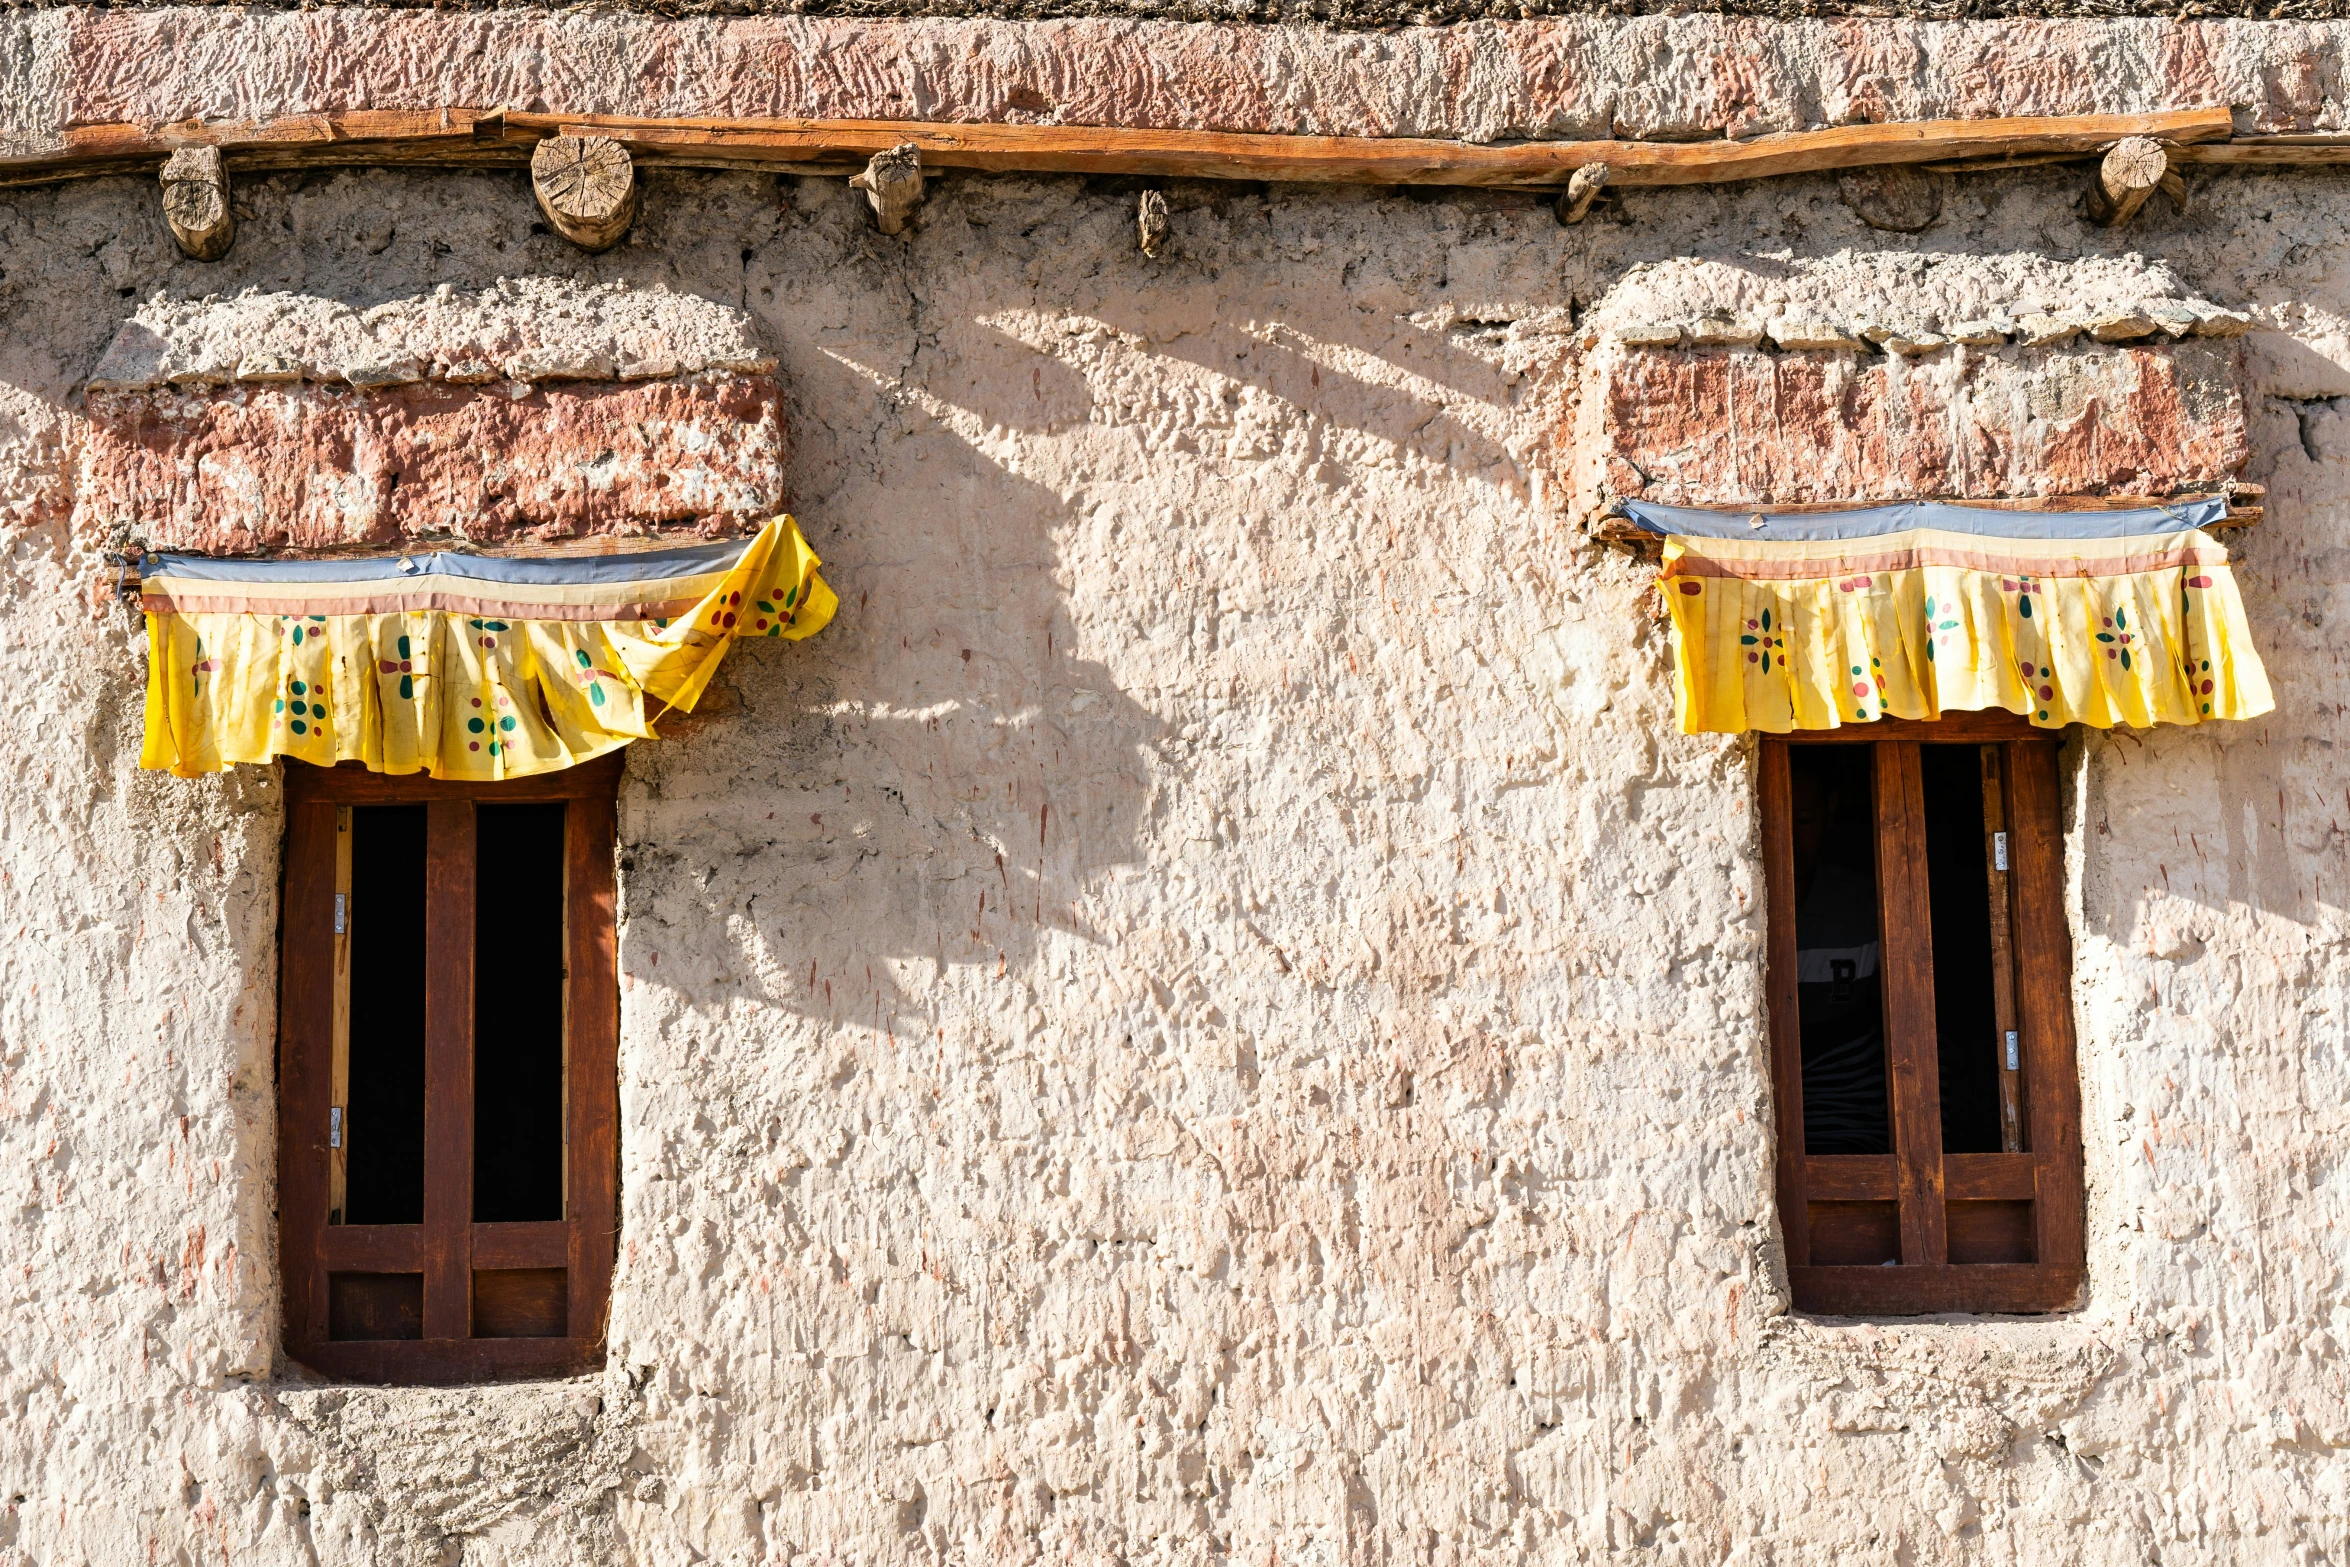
[141,517,835,779]
[1659,525,2273,734]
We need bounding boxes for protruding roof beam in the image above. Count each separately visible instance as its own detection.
[848,142,926,235]
[2088,135,2172,226]
[1556,163,1610,224]
[159,145,234,260]
[530,135,638,252]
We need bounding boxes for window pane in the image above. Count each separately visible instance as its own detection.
[1790,747,1891,1154]
[345,805,428,1225]
[1921,745,2005,1154]
[474,803,568,1222]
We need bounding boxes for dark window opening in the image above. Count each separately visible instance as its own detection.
[342,805,427,1226]
[474,803,569,1223]
[1789,746,1889,1156]
[1921,745,2007,1155]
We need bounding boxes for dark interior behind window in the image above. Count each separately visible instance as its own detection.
[1789,746,1890,1156]
[474,803,569,1223]
[345,804,427,1225]
[1921,745,2003,1155]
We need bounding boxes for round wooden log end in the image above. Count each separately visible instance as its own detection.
[1838,163,1946,234]
[531,135,638,252]
[1558,161,1613,224]
[849,143,926,236]
[2101,136,2171,194]
[2090,135,2172,225]
[158,145,234,261]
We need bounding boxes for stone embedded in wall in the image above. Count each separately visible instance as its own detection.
[1621,303,2250,358]
[71,284,785,552]
[1569,338,2249,515]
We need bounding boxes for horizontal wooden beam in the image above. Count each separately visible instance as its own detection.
[1775,712,2056,744]
[2,109,517,188]
[1805,1153,2037,1202]
[1932,135,2350,174]
[1921,151,2087,175]
[1790,1262,2080,1315]
[2172,135,2350,166]
[513,106,2237,188]
[8,105,2234,192]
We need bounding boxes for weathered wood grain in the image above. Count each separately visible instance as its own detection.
[2089,135,2172,226]
[0,106,2236,193]
[530,135,637,252]
[158,145,233,259]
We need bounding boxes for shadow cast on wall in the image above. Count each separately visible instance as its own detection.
[2064,328,2350,946]
[615,177,1554,1047]
[615,198,1167,1045]
[22,168,1555,1061]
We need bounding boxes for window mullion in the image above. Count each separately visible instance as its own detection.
[1873,739,1948,1267]
[421,798,477,1340]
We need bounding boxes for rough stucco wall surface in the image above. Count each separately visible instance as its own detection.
[25,6,2350,154]
[2,40,2350,1567]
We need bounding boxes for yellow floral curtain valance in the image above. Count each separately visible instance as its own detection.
[1627,499,2274,736]
[140,516,835,780]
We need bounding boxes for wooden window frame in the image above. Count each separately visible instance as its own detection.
[1762,711,2085,1315]
[278,752,621,1383]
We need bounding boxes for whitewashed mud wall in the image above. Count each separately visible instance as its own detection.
[2,40,2349,1567]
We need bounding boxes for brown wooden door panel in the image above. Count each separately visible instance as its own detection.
[472,1222,570,1270]
[1946,1200,2037,1264]
[1791,1262,2081,1315]
[329,1272,425,1340]
[1760,741,1811,1268]
[1803,1156,1897,1201]
[421,799,477,1342]
[1944,1152,2036,1201]
[1807,1202,1901,1265]
[318,1225,427,1272]
[473,1269,569,1338]
[564,787,622,1350]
